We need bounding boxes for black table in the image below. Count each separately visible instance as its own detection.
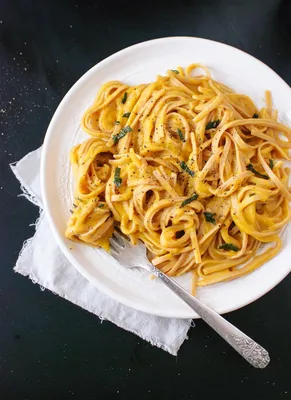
[1,0,291,398]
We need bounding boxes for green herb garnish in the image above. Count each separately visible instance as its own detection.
[246,164,269,180]
[206,120,220,130]
[249,193,256,197]
[121,92,128,104]
[177,128,185,142]
[98,204,104,208]
[171,69,179,74]
[112,125,132,144]
[122,112,131,118]
[115,121,120,125]
[219,243,240,252]
[181,193,199,207]
[180,161,195,177]
[253,113,259,118]
[204,212,216,224]
[114,168,122,187]
[269,159,274,170]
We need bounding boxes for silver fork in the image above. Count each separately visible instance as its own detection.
[110,230,270,368]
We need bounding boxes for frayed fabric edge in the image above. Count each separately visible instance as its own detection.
[10,163,42,208]
[11,149,192,356]
[13,212,191,356]
[14,213,43,283]
[19,261,191,355]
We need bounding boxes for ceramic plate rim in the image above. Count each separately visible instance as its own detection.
[40,36,291,319]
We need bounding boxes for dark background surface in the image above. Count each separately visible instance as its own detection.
[1,0,291,398]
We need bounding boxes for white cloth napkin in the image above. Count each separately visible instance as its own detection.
[11,147,192,355]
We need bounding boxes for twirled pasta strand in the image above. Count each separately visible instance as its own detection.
[65,64,291,291]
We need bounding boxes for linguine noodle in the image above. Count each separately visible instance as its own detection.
[65,64,291,293]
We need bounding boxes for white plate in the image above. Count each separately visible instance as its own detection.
[40,37,291,319]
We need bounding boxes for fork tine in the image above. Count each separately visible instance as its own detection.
[109,228,131,257]
[111,233,126,249]
[109,239,121,254]
[114,227,130,242]
[112,231,127,247]
[109,248,118,257]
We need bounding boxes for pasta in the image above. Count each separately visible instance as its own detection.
[65,64,291,291]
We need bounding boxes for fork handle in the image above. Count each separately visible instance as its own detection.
[146,262,270,368]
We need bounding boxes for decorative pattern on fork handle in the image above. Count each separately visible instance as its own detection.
[109,232,270,368]
[147,263,165,280]
[232,337,270,368]
[146,261,270,368]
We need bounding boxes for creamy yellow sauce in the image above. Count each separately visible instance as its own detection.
[65,64,291,292]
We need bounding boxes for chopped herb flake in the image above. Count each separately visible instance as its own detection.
[171,69,179,74]
[246,164,269,180]
[253,113,259,118]
[219,243,240,252]
[115,121,120,125]
[122,112,131,118]
[177,128,185,142]
[249,193,256,197]
[121,92,128,104]
[112,125,132,144]
[181,193,199,207]
[180,161,195,177]
[206,120,220,130]
[269,159,274,170]
[98,204,104,208]
[204,212,216,224]
[114,168,122,187]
